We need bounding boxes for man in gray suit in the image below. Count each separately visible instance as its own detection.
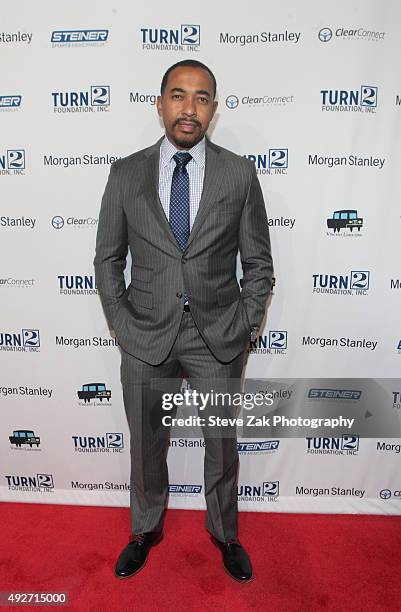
[94,59,273,582]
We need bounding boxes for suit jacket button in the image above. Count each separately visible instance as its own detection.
[176,292,183,299]
[182,257,187,264]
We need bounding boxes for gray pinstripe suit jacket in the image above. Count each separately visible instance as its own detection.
[94,136,273,365]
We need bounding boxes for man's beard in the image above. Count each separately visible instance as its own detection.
[172,133,203,149]
[170,119,203,149]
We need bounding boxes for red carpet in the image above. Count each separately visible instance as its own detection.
[1,503,400,611]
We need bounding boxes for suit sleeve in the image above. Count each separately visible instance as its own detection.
[238,163,274,329]
[94,162,129,328]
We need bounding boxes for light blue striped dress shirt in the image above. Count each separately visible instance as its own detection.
[158,136,206,230]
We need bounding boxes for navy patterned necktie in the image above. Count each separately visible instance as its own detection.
[169,152,192,251]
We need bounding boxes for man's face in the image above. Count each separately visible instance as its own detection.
[157,66,217,149]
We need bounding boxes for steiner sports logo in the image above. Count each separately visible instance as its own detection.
[51,30,109,45]
[5,473,54,492]
[312,271,370,295]
[306,435,360,455]
[169,484,202,495]
[248,331,287,355]
[51,86,110,113]
[140,25,200,50]
[308,388,361,401]
[238,481,279,502]
[0,329,40,352]
[237,440,280,454]
[0,149,25,175]
[244,150,288,175]
[321,85,377,112]
[0,96,22,110]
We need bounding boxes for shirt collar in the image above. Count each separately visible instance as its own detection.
[160,135,206,169]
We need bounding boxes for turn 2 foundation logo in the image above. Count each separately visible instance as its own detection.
[72,433,124,453]
[238,481,280,503]
[248,331,287,355]
[5,474,54,493]
[140,25,200,51]
[51,86,110,113]
[0,329,40,352]
[320,85,378,112]
[306,435,360,456]
[244,150,288,175]
[0,149,25,175]
[312,271,370,295]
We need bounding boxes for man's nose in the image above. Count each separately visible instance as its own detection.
[182,96,196,115]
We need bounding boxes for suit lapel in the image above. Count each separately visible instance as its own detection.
[186,138,225,250]
[142,139,182,252]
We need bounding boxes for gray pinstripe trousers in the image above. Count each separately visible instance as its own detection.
[120,310,245,543]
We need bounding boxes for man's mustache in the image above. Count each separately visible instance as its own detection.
[173,118,201,128]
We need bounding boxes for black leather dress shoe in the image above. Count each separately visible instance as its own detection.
[211,536,253,582]
[114,532,162,579]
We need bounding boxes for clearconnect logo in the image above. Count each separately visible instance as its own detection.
[52,216,64,229]
[318,27,385,43]
[379,489,401,499]
[51,216,98,229]
[319,28,333,42]
[226,95,239,109]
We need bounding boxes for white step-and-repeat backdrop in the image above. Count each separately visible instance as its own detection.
[2,0,401,514]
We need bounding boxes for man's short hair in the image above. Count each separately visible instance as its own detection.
[160,60,217,99]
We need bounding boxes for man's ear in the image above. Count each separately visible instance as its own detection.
[156,95,163,117]
[212,100,218,118]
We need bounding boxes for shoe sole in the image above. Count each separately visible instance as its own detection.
[222,564,253,583]
[114,555,148,580]
[114,533,163,580]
